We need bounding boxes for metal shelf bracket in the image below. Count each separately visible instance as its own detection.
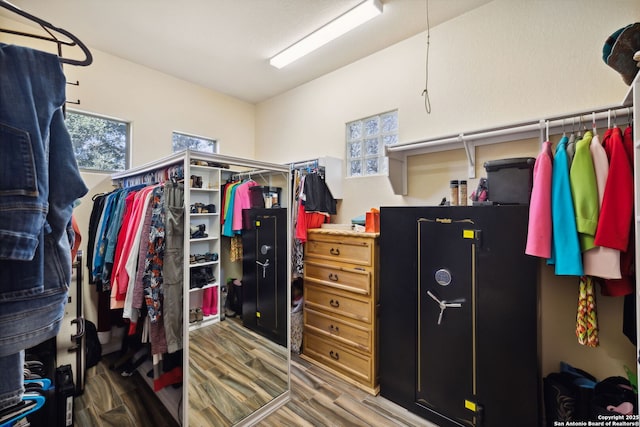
[460,134,475,179]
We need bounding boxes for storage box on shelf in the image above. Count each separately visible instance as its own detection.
[302,228,380,395]
[187,163,221,330]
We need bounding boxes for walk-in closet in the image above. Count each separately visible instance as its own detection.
[2,1,640,426]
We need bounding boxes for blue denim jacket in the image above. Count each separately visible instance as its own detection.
[0,44,88,356]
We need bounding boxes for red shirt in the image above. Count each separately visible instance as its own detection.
[602,126,635,297]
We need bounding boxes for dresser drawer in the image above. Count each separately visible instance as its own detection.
[303,332,373,385]
[305,284,371,323]
[304,260,371,295]
[306,234,372,266]
[305,308,371,352]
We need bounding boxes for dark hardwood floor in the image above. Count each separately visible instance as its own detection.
[257,354,437,427]
[75,351,180,427]
[76,319,436,427]
[188,318,288,426]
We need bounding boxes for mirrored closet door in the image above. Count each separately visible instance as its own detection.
[185,154,291,426]
[111,151,291,427]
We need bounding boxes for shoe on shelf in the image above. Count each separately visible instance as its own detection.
[189,309,196,323]
[195,308,204,321]
[190,203,205,213]
[190,224,208,239]
[204,252,218,262]
[190,175,203,188]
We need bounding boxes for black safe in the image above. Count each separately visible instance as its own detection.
[379,205,540,427]
[241,208,288,347]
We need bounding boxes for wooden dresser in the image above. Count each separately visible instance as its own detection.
[302,228,380,395]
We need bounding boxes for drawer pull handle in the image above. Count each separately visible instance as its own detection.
[328,273,339,281]
[329,324,340,333]
[330,248,340,256]
[329,299,340,308]
[329,350,340,360]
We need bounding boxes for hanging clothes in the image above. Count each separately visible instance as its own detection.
[600,125,635,297]
[86,193,108,284]
[132,192,156,326]
[92,191,119,284]
[110,189,139,307]
[0,44,89,413]
[566,132,577,166]
[583,132,621,279]
[220,180,235,227]
[123,186,156,323]
[525,140,553,258]
[163,181,185,353]
[548,135,583,276]
[291,169,305,276]
[85,167,185,387]
[295,201,330,242]
[142,186,166,323]
[294,173,332,243]
[576,276,599,347]
[230,235,243,262]
[303,173,337,214]
[103,187,136,287]
[116,186,157,307]
[597,126,634,297]
[569,131,599,253]
[222,181,241,237]
[232,180,258,232]
[595,127,633,252]
[143,185,169,356]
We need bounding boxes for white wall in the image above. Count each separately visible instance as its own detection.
[255,0,640,381]
[61,49,256,166]
[256,0,637,222]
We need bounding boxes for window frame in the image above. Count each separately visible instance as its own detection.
[345,110,398,178]
[172,131,218,154]
[66,108,131,173]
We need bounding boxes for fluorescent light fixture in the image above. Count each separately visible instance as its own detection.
[269,0,383,69]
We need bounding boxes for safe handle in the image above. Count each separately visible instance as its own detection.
[328,273,339,281]
[329,248,340,256]
[329,350,340,360]
[329,299,340,308]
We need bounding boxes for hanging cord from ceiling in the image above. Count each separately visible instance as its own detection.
[421,0,432,114]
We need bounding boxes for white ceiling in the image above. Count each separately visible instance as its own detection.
[0,0,491,103]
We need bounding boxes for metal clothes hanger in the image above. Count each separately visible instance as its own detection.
[0,0,92,66]
[577,115,585,137]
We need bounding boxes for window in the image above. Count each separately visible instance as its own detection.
[172,132,218,154]
[346,110,398,177]
[65,110,129,172]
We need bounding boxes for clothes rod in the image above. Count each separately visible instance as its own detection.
[232,169,275,179]
[111,152,185,181]
[388,104,632,154]
[289,159,319,169]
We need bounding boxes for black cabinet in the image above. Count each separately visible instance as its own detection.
[379,206,540,427]
[241,208,287,347]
